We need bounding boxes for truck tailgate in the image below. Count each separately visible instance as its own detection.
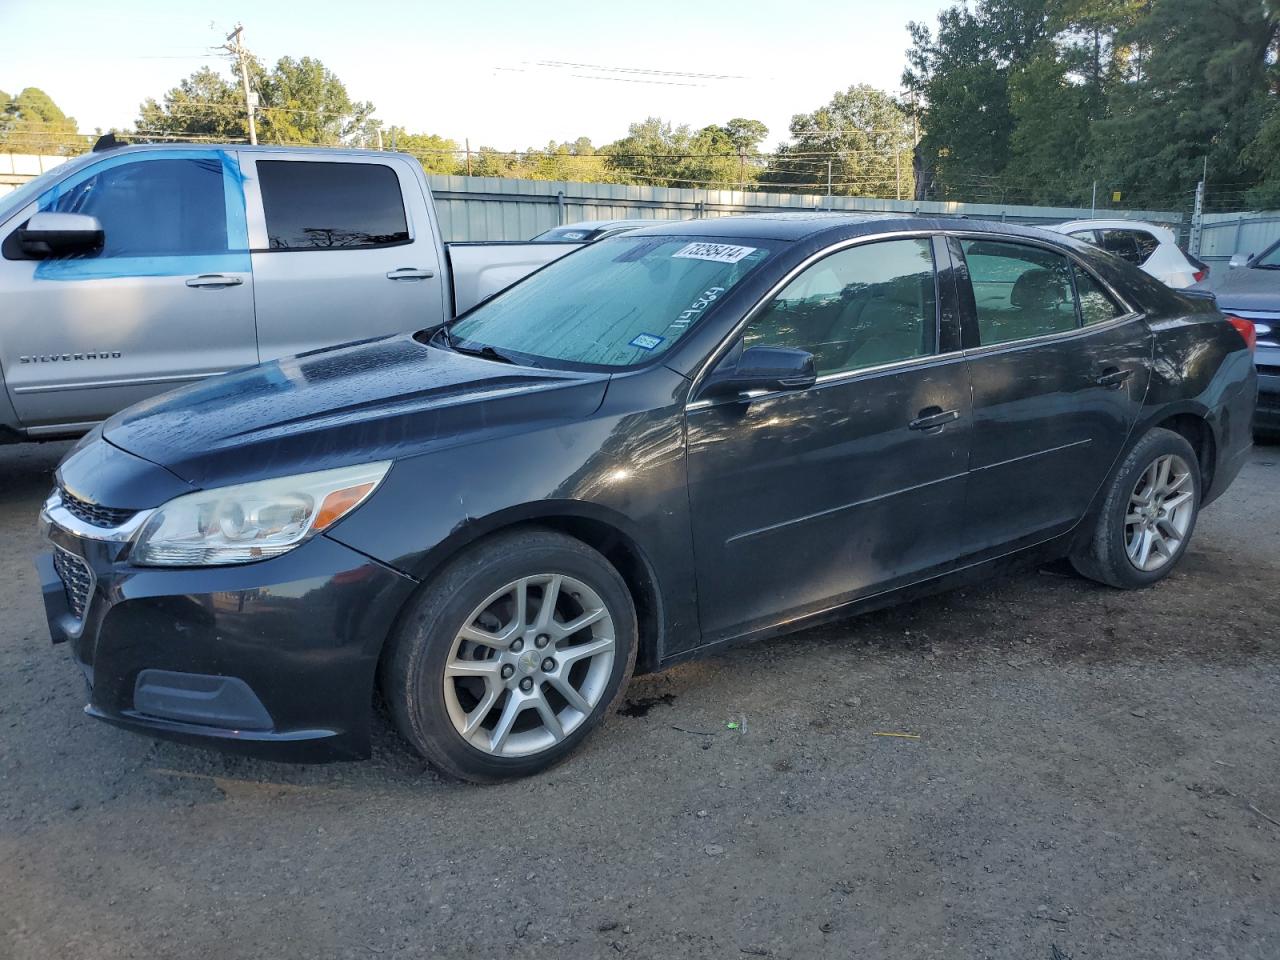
[446,242,583,314]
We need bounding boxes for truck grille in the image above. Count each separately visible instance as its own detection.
[52,545,93,620]
[59,486,136,529]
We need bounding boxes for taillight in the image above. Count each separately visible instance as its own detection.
[1226,315,1256,351]
[1193,268,1208,283]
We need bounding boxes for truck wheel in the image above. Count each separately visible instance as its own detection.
[1071,428,1201,589]
[382,529,637,783]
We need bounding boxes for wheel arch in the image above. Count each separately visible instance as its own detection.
[382,501,667,677]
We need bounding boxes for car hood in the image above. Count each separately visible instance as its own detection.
[103,335,611,489]
[1211,266,1280,313]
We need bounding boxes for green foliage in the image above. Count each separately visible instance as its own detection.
[762,85,913,197]
[136,56,374,146]
[0,87,89,155]
[137,67,245,141]
[256,56,374,145]
[906,0,1280,210]
[603,116,768,188]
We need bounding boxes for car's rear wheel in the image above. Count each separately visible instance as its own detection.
[1071,427,1201,589]
[382,529,637,782]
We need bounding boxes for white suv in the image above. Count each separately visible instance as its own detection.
[1052,219,1208,289]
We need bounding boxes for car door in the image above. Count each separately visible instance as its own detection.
[685,236,972,643]
[949,235,1153,557]
[0,149,257,433]
[241,153,446,361]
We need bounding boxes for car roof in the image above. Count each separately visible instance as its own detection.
[1054,219,1175,237]
[622,212,1073,245]
[554,219,671,231]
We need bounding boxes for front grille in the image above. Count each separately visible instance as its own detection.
[58,486,136,529]
[52,545,93,620]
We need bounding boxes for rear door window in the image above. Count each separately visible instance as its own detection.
[961,240,1079,346]
[257,160,409,250]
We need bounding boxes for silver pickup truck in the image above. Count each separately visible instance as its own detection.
[0,143,580,442]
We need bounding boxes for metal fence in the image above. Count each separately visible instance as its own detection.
[1198,211,1280,264]
[425,173,1185,242]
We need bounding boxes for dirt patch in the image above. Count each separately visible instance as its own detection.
[2,440,1279,960]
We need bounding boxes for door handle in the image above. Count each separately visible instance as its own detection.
[1094,367,1133,389]
[385,267,435,281]
[909,407,959,432]
[185,274,243,288]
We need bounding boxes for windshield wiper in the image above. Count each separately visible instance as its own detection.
[451,340,520,365]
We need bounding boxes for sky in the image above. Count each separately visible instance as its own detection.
[0,0,948,151]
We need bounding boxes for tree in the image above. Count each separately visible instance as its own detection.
[603,116,767,188]
[137,56,375,146]
[137,67,245,141]
[0,87,88,155]
[387,128,461,174]
[1093,0,1279,210]
[763,85,913,197]
[256,56,375,145]
[1005,47,1094,204]
[903,5,1034,200]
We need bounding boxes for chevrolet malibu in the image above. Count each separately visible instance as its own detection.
[38,214,1257,782]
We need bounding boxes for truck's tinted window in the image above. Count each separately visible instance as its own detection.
[962,240,1079,345]
[449,236,777,369]
[258,161,409,250]
[49,158,228,257]
[745,238,937,376]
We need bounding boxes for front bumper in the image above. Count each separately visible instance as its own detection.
[38,520,418,762]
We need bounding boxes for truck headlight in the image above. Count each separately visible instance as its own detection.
[130,462,391,566]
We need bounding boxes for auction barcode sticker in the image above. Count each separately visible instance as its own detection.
[671,242,757,264]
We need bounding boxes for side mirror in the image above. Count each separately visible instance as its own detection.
[1228,253,1252,269]
[17,212,104,258]
[701,345,817,400]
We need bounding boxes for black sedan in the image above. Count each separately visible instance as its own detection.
[38,214,1257,782]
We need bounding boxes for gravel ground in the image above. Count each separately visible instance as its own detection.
[2,439,1278,960]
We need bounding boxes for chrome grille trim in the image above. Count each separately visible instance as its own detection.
[57,485,137,529]
[52,545,94,621]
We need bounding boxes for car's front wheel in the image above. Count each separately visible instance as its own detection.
[382,529,637,782]
[1071,427,1201,589]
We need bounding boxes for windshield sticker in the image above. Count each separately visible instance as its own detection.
[672,242,757,264]
[672,286,727,329]
[629,333,665,351]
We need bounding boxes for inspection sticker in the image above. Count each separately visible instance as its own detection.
[671,242,757,264]
[629,333,665,351]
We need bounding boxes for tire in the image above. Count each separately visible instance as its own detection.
[1071,427,1201,589]
[381,528,637,783]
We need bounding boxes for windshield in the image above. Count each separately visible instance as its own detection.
[1254,241,1280,268]
[449,235,778,368]
[0,154,96,223]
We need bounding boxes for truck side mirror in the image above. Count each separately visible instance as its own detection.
[17,212,104,258]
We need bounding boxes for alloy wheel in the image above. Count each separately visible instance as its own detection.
[1125,453,1194,572]
[442,574,616,757]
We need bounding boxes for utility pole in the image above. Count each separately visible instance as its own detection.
[895,150,902,201]
[826,159,833,209]
[1090,180,1097,219]
[465,138,472,176]
[223,24,257,145]
[1190,157,1207,257]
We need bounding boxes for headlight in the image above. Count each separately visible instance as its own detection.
[130,461,391,567]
